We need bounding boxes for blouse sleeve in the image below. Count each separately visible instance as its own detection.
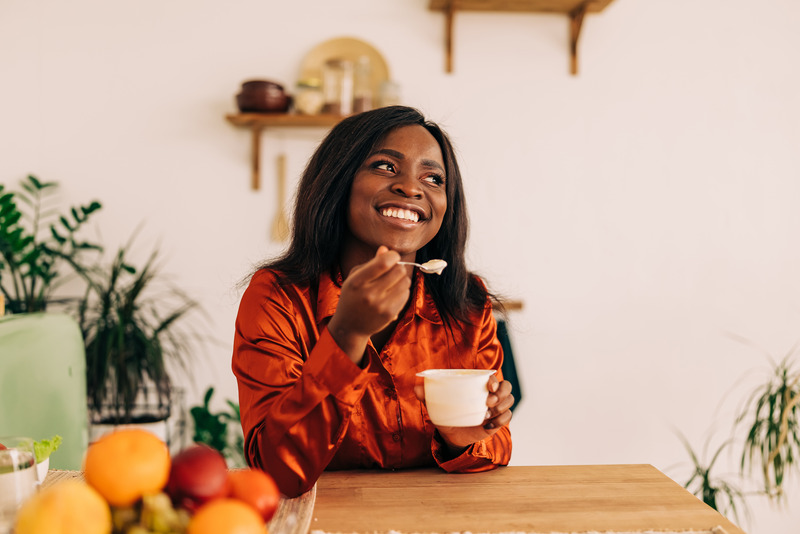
[232,271,377,497]
[429,297,513,471]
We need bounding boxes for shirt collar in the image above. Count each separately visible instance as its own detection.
[316,268,442,325]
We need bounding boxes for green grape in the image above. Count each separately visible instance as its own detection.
[140,492,187,534]
[111,505,140,533]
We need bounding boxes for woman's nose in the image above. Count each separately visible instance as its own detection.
[390,173,423,198]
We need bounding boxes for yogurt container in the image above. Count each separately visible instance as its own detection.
[416,369,495,427]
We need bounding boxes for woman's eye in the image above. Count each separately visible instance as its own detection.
[373,161,396,172]
[423,174,445,186]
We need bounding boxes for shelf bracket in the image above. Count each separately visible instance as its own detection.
[444,0,455,73]
[569,2,589,75]
[250,127,263,190]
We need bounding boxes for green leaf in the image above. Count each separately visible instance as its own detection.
[50,226,66,244]
[58,215,74,232]
[33,435,63,463]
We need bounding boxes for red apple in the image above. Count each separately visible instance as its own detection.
[165,443,230,513]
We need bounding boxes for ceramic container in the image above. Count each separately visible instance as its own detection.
[236,80,290,113]
[416,369,494,427]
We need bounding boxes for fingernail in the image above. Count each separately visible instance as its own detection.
[485,409,492,419]
[491,382,499,392]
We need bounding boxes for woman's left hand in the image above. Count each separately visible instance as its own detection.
[414,374,514,455]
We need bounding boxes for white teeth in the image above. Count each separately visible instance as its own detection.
[381,208,419,222]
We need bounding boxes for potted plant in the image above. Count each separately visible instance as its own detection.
[1,175,102,468]
[678,433,748,524]
[77,238,201,431]
[189,386,246,467]
[737,354,800,500]
[675,344,800,530]
[0,175,102,314]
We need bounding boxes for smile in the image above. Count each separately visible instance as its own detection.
[380,207,420,223]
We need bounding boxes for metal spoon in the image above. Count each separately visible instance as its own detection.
[397,259,448,275]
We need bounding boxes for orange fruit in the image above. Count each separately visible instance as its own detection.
[228,468,281,521]
[83,428,171,507]
[187,498,266,534]
[15,479,111,534]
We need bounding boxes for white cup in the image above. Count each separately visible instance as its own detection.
[416,369,495,427]
[0,437,38,534]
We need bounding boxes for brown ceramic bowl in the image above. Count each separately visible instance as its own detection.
[236,79,290,113]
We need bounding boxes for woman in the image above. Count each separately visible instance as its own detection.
[232,106,513,498]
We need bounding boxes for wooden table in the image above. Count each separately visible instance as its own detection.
[310,465,746,534]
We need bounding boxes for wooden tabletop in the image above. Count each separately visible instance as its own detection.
[310,464,746,534]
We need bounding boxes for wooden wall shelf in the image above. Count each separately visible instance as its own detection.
[494,299,523,312]
[225,113,343,190]
[428,0,616,75]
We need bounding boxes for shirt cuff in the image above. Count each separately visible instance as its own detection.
[431,430,494,472]
[302,327,375,405]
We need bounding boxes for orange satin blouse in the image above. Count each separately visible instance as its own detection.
[232,268,512,497]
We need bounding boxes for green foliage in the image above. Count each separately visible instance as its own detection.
[190,386,245,468]
[33,435,63,463]
[0,175,102,313]
[679,433,748,524]
[737,355,800,499]
[78,239,199,425]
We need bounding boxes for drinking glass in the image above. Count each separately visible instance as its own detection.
[0,437,38,534]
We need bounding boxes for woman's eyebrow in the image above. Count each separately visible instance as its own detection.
[421,159,445,172]
[371,148,445,172]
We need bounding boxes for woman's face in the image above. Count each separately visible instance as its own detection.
[343,124,447,265]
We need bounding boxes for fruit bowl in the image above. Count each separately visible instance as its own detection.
[15,430,281,534]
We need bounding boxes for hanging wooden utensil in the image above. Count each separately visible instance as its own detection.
[271,153,290,242]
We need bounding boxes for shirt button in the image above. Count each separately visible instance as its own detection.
[392,433,401,442]
[384,387,396,399]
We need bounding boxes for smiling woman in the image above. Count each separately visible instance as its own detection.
[341,124,447,277]
[231,106,514,498]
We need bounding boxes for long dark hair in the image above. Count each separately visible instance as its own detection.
[263,106,492,326]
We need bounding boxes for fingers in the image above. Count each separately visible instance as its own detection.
[413,384,425,402]
[350,247,402,281]
[484,380,514,430]
[484,407,512,430]
[346,252,410,310]
[486,374,500,394]
[486,380,512,408]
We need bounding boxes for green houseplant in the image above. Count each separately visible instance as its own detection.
[78,239,200,426]
[190,386,245,468]
[0,175,102,314]
[676,344,800,529]
[678,433,747,524]
[737,354,800,500]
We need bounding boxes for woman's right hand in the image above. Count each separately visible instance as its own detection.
[327,246,412,364]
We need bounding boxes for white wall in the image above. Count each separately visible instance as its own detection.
[3,1,799,531]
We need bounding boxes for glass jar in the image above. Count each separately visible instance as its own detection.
[353,55,373,114]
[321,58,353,115]
[294,78,325,115]
[378,80,401,108]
